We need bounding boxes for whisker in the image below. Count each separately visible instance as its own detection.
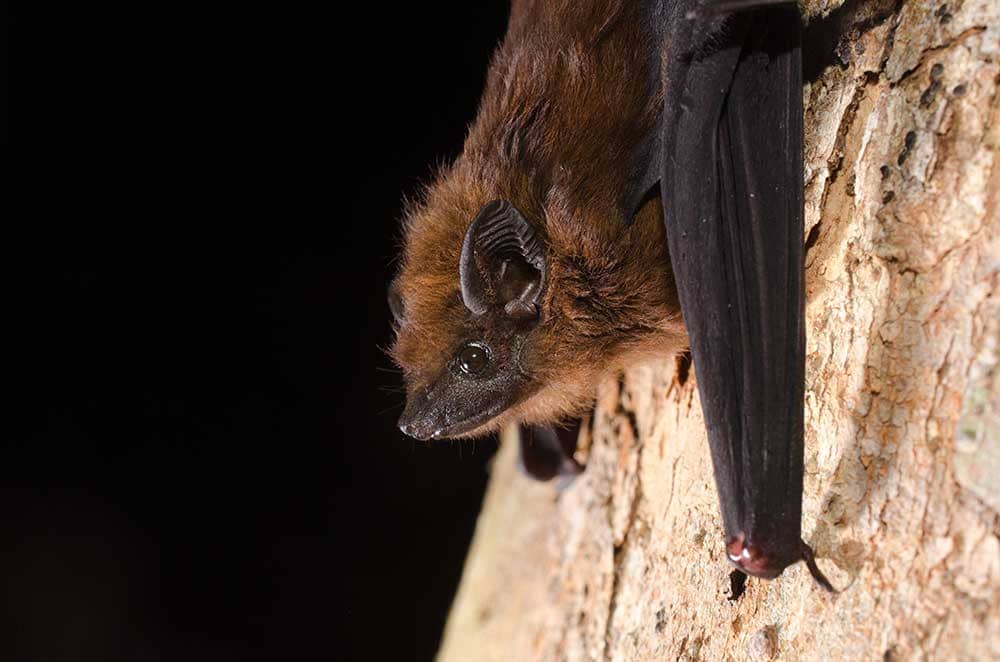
[377,401,405,416]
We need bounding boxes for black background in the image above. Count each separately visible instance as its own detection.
[11,4,513,660]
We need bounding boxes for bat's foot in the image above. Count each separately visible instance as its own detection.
[518,423,583,484]
[727,533,837,591]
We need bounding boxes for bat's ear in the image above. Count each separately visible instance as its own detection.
[459,200,546,321]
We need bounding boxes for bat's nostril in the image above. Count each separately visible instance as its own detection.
[398,418,418,437]
[398,413,435,441]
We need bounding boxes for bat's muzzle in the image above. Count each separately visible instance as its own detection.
[397,371,527,441]
[397,404,495,441]
[397,404,438,441]
[396,385,498,441]
[397,389,442,440]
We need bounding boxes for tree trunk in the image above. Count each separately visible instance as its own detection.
[437,2,1000,660]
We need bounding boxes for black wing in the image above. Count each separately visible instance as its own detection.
[654,0,831,588]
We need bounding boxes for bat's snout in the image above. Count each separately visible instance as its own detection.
[397,366,529,441]
[397,389,480,441]
[397,400,496,441]
[397,417,436,441]
[397,394,441,441]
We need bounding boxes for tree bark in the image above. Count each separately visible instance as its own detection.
[437,2,1000,660]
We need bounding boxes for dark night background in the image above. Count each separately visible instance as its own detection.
[10,4,513,660]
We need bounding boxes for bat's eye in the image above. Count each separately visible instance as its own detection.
[457,342,490,376]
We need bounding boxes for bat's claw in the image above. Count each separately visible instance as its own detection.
[800,540,837,593]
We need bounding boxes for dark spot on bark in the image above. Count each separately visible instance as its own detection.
[884,646,898,661]
[953,84,967,96]
[898,131,917,165]
[674,350,692,387]
[921,80,942,107]
[882,191,895,204]
[801,0,904,83]
[940,12,953,24]
[930,63,944,80]
[835,40,853,68]
[827,153,845,184]
[934,4,947,16]
[655,608,667,633]
[805,223,821,258]
[880,165,891,179]
[728,570,748,601]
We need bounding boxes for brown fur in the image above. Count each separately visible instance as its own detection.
[391,0,687,437]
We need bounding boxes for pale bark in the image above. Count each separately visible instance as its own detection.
[438,2,1000,660]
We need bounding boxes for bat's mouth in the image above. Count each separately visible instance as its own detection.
[397,370,533,441]
[420,410,500,440]
[397,395,510,441]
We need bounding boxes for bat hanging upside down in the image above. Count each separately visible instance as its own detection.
[389,0,834,591]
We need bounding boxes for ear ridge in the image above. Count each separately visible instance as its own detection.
[459,200,547,316]
[475,203,543,262]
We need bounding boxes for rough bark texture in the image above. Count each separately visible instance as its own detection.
[437,2,1000,660]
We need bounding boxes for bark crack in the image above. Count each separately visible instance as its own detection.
[891,26,988,86]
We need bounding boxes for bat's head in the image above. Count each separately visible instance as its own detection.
[390,199,549,440]
[389,177,684,441]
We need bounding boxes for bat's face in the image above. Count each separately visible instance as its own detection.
[390,200,549,441]
[390,186,684,442]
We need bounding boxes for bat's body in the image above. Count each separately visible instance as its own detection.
[392,0,686,439]
[391,0,832,590]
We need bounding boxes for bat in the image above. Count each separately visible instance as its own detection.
[389,0,833,590]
